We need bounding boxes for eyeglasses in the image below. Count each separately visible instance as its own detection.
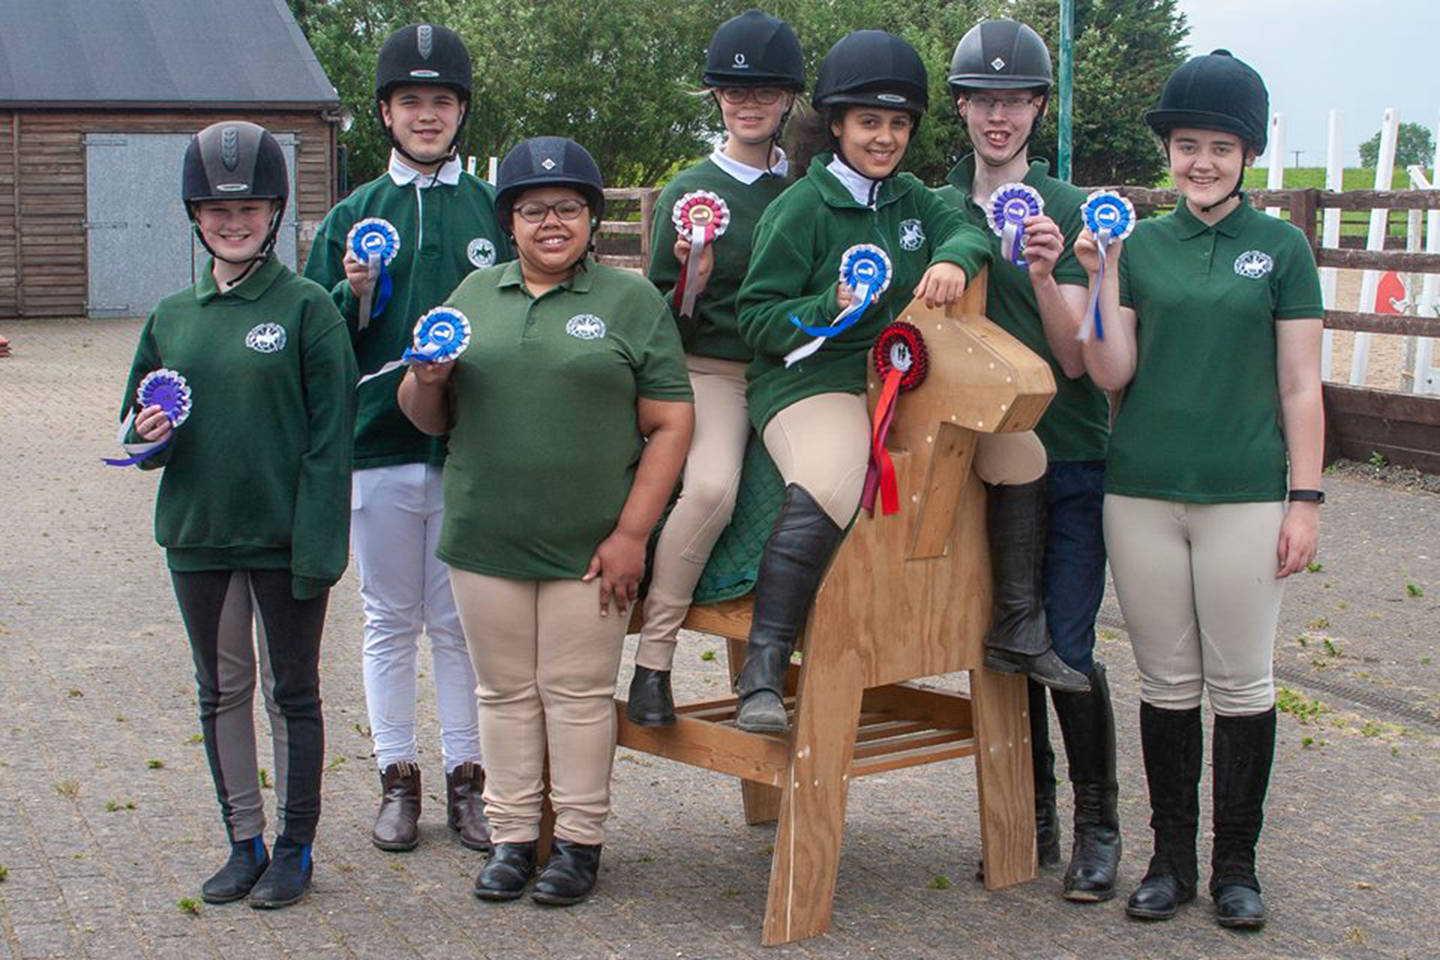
[514,198,589,224]
[717,87,787,105]
[963,94,1040,116]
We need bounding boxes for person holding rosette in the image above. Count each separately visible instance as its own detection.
[304,23,510,856]
[1077,51,1323,929]
[625,10,806,727]
[116,121,357,908]
[935,19,1117,902]
[398,137,693,906]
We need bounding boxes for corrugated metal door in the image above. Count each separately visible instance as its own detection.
[85,132,298,317]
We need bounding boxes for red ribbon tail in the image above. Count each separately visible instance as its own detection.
[870,369,903,516]
[672,256,689,315]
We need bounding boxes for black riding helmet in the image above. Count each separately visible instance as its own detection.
[947,19,1053,166]
[813,30,928,117]
[182,121,288,276]
[375,24,474,166]
[703,9,805,89]
[494,136,606,233]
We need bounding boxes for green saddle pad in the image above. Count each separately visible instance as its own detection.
[688,432,784,605]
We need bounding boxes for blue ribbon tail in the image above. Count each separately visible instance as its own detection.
[372,268,393,318]
[790,288,875,338]
[102,434,172,467]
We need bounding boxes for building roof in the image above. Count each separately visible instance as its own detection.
[0,0,338,109]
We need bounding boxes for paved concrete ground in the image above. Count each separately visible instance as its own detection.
[0,317,1436,960]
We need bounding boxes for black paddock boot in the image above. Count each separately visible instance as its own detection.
[1053,662,1121,902]
[981,480,1089,694]
[473,841,538,901]
[1029,679,1062,867]
[1126,703,1202,921]
[735,485,844,734]
[201,835,269,904]
[446,762,491,852]
[248,836,312,909]
[1210,708,1276,930]
[531,839,603,907]
[626,666,676,727]
[371,761,421,851]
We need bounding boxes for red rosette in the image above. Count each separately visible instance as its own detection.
[872,322,929,392]
[670,190,731,239]
[863,323,929,516]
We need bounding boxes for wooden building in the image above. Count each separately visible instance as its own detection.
[0,0,340,318]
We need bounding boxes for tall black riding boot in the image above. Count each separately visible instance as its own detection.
[734,485,844,733]
[1126,703,1202,921]
[1210,708,1276,930]
[1029,679,1062,867]
[1053,662,1121,902]
[982,480,1089,693]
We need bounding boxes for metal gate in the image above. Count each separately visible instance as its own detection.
[84,132,298,317]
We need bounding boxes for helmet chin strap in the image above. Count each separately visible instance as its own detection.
[381,99,467,184]
[190,206,283,289]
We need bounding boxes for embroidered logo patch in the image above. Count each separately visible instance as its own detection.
[899,218,925,251]
[733,53,748,68]
[467,237,497,267]
[1233,250,1274,279]
[245,323,287,354]
[565,314,607,340]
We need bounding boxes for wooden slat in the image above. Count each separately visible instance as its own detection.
[1316,249,1440,272]
[1325,310,1440,338]
[1323,383,1440,426]
[848,739,977,777]
[614,702,789,786]
[850,727,969,761]
[599,220,645,236]
[1323,383,1440,472]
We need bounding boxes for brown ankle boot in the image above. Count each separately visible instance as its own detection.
[446,762,491,852]
[372,761,421,852]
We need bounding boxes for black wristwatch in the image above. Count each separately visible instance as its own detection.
[1288,489,1325,504]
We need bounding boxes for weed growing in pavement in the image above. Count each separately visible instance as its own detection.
[325,755,346,773]
[1406,582,1424,598]
[927,875,952,890]
[1323,638,1341,658]
[1422,656,1432,666]
[1296,635,1310,648]
[146,759,164,769]
[0,865,7,882]
[55,779,80,797]
[700,650,717,662]
[1276,687,1328,724]
[1306,616,1330,630]
[259,768,271,789]
[1306,561,1324,573]
[177,898,201,916]
[67,688,83,699]
[188,733,203,744]
[1368,451,1388,470]
[352,722,371,738]
[104,799,136,812]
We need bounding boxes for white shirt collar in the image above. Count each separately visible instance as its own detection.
[827,156,880,207]
[388,150,462,188]
[709,147,788,185]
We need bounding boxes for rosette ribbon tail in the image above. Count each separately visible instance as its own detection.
[1080,227,1111,343]
[357,253,381,332]
[676,222,709,319]
[1001,219,1024,267]
[783,282,874,368]
[861,368,904,515]
[101,408,173,466]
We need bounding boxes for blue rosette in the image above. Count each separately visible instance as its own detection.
[347,217,401,322]
[402,307,472,364]
[784,244,893,367]
[1079,190,1137,342]
[103,369,192,466]
[986,182,1044,268]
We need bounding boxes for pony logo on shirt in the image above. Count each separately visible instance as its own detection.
[1234,250,1274,280]
[565,314,607,340]
[899,218,925,251]
[467,237,497,267]
[245,323,287,354]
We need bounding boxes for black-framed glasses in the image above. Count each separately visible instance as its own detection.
[962,93,1041,116]
[717,87,786,105]
[514,198,589,224]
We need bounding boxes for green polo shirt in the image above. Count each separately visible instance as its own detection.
[303,169,512,471]
[648,157,788,361]
[120,256,358,588]
[1109,196,1323,502]
[935,155,1109,462]
[737,154,992,432]
[437,258,693,580]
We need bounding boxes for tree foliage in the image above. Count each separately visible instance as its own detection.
[288,0,1188,189]
[1359,122,1436,169]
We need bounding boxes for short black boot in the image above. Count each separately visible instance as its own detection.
[446,762,491,852]
[532,838,603,907]
[248,836,312,909]
[1053,662,1121,902]
[372,761,421,852]
[474,841,538,901]
[981,480,1089,693]
[201,835,269,904]
[626,666,676,726]
[735,485,843,734]
[1029,679,1062,867]
[1210,708,1276,930]
[1126,703,1202,921]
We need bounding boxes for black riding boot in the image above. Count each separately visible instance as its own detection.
[1210,707,1276,929]
[1126,703,1202,921]
[626,665,676,727]
[1029,679,1062,867]
[735,485,844,733]
[1053,662,1121,902]
[982,480,1089,693]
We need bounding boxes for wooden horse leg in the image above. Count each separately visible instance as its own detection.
[969,665,1037,889]
[726,636,782,825]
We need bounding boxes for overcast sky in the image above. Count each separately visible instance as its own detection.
[1175,0,1436,171]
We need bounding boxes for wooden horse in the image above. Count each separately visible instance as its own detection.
[616,273,1056,944]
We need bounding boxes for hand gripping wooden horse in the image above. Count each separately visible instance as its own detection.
[617,273,1056,944]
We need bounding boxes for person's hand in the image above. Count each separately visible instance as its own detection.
[836,281,854,312]
[913,262,968,309]
[672,236,715,295]
[1074,227,1123,278]
[408,358,456,387]
[1276,502,1319,578]
[134,404,173,443]
[1021,214,1064,282]
[342,251,375,299]
[581,530,647,617]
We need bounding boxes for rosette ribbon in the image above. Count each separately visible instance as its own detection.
[103,369,192,466]
[1078,190,1135,342]
[784,244,893,367]
[356,307,472,386]
[861,323,929,516]
[986,182,1044,268]
[670,191,730,320]
[347,218,401,330]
